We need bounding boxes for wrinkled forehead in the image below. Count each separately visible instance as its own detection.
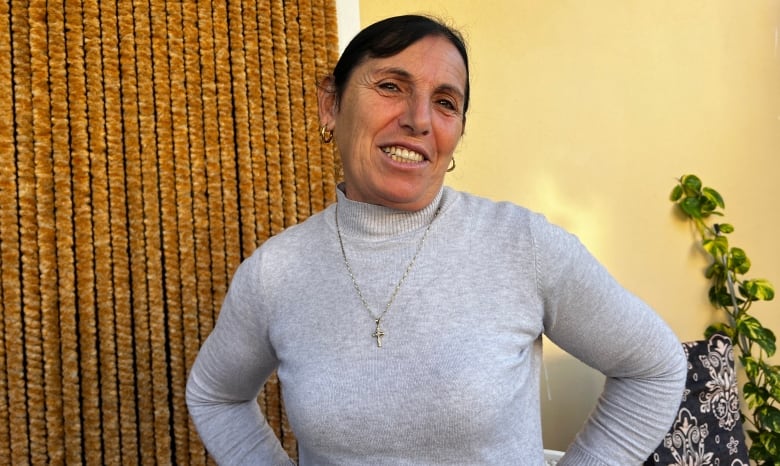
[354,37,468,95]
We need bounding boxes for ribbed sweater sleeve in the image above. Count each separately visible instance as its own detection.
[530,213,687,465]
[186,256,294,465]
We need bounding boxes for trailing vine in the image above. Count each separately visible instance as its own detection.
[670,174,779,463]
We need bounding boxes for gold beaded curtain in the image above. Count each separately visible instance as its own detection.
[0,0,340,464]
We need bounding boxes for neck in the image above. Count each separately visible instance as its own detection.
[340,182,444,213]
[335,184,444,239]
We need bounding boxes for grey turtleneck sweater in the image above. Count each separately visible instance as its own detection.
[186,186,687,465]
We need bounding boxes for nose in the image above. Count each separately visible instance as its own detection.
[399,95,431,136]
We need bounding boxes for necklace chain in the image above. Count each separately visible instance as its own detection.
[335,203,437,348]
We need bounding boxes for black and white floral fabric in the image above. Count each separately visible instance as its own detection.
[645,334,749,466]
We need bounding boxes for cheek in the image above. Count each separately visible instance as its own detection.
[437,124,463,153]
[337,131,375,173]
[341,107,380,142]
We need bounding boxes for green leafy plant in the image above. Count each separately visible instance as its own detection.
[670,174,779,463]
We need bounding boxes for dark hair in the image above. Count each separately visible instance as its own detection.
[332,15,470,117]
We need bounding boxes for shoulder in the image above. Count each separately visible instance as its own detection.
[236,205,335,276]
[258,205,334,250]
[441,187,558,234]
[442,187,588,261]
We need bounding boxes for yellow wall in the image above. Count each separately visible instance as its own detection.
[358,0,780,451]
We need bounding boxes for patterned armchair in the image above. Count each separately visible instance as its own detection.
[645,334,750,465]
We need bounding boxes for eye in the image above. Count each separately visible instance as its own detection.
[377,81,401,92]
[435,97,460,115]
[437,98,456,110]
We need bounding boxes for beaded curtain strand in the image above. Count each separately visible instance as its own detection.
[0,1,340,463]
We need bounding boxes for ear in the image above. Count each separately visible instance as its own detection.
[317,75,338,128]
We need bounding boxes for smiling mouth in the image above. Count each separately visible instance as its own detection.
[382,146,425,164]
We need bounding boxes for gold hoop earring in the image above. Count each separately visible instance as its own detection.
[447,157,456,172]
[319,125,333,143]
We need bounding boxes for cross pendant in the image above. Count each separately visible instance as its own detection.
[372,319,385,348]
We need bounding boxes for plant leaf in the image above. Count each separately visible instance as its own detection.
[756,405,780,432]
[766,366,780,398]
[729,247,751,274]
[709,285,740,308]
[745,279,776,301]
[705,323,735,340]
[757,360,780,392]
[705,262,724,280]
[681,174,702,195]
[759,430,780,460]
[680,196,702,219]
[737,315,777,357]
[716,223,735,234]
[670,184,683,201]
[702,187,725,209]
[743,382,769,408]
[750,430,780,462]
[743,354,761,380]
[703,236,729,257]
[749,440,770,462]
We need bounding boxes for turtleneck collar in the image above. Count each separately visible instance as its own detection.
[334,183,446,239]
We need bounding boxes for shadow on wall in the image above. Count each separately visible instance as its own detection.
[540,340,604,451]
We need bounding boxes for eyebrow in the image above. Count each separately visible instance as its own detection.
[376,66,465,102]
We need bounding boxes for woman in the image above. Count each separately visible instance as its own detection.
[186,15,687,465]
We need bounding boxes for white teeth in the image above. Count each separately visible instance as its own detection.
[382,146,424,163]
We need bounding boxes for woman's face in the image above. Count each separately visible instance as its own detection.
[319,35,467,211]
